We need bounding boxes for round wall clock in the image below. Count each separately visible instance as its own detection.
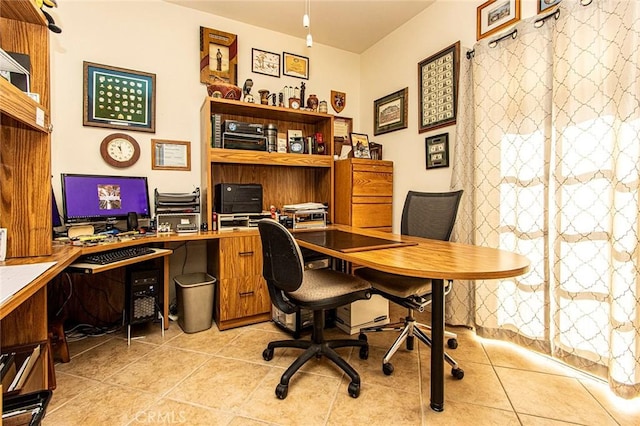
[100,133,140,168]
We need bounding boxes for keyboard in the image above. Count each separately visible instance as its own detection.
[83,246,155,265]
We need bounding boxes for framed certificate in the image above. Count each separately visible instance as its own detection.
[152,139,191,171]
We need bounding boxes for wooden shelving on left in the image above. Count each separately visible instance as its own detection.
[1,0,53,259]
[0,0,74,402]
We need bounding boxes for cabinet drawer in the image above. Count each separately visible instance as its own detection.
[352,203,392,228]
[218,235,262,278]
[352,171,393,197]
[217,276,270,321]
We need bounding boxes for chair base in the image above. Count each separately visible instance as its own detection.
[263,310,368,399]
[360,313,463,379]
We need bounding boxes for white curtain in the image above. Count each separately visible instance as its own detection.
[451,0,640,398]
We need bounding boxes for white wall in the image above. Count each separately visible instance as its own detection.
[360,0,540,231]
[50,0,360,202]
[50,0,361,300]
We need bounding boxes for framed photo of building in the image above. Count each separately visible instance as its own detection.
[374,87,408,136]
[477,0,521,40]
[200,26,238,85]
[418,41,460,133]
[83,61,156,133]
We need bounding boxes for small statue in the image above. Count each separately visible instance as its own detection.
[300,82,306,108]
[242,79,254,103]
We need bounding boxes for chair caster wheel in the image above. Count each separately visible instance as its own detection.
[447,338,458,349]
[348,382,360,398]
[406,335,414,350]
[358,333,368,342]
[359,345,369,360]
[275,383,288,399]
[452,368,464,380]
[382,362,394,376]
[262,348,274,361]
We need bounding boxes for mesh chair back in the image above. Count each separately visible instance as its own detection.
[258,219,305,293]
[400,190,463,241]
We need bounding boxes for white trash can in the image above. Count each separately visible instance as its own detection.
[174,273,216,333]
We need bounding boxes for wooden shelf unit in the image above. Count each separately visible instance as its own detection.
[0,0,52,259]
[200,98,334,329]
[200,97,335,230]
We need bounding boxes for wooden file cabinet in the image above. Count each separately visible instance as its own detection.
[208,235,271,330]
[334,158,393,232]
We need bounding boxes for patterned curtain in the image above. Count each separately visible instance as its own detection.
[451,0,640,398]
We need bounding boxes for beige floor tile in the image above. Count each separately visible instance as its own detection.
[115,321,184,346]
[65,333,115,359]
[327,379,422,425]
[422,400,520,425]
[46,372,101,412]
[228,416,277,425]
[216,328,292,364]
[347,344,421,393]
[238,368,341,425]
[420,354,512,411]
[129,398,235,425]
[483,339,582,377]
[105,345,211,395]
[163,322,245,354]
[519,413,585,425]
[42,382,159,426]
[55,338,156,381]
[167,356,271,411]
[579,377,640,426]
[496,367,618,425]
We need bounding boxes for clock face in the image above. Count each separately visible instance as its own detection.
[290,140,304,153]
[100,133,140,167]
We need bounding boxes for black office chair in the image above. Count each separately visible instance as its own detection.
[357,190,464,379]
[258,219,372,399]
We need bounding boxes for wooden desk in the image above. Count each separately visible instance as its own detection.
[294,225,530,412]
[1,245,81,395]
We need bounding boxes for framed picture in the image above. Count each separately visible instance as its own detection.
[537,0,561,14]
[83,61,156,133]
[425,133,449,169]
[350,133,371,159]
[369,142,383,160]
[251,48,280,77]
[200,26,238,85]
[418,41,460,133]
[151,139,191,171]
[477,0,521,40]
[374,87,408,136]
[283,52,309,79]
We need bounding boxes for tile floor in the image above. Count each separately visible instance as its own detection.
[44,305,640,425]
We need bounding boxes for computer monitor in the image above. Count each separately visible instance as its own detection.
[61,173,151,225]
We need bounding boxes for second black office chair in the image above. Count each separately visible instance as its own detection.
[357,190,464,379]
[258,219,372,399]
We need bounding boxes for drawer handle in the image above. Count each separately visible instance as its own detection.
[239,291,255,297]
[238,251,254,257]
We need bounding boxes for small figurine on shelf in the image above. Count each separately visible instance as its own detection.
[300,82,306,108]
[242,79,254,103]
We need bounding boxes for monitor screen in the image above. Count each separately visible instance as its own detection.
[61,174,151,224]
[52,188,62,228]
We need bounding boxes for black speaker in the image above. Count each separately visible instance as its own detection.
[125,269,159,325]
[127,212,138,231]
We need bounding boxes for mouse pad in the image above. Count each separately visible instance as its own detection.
[294,229,416,253]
